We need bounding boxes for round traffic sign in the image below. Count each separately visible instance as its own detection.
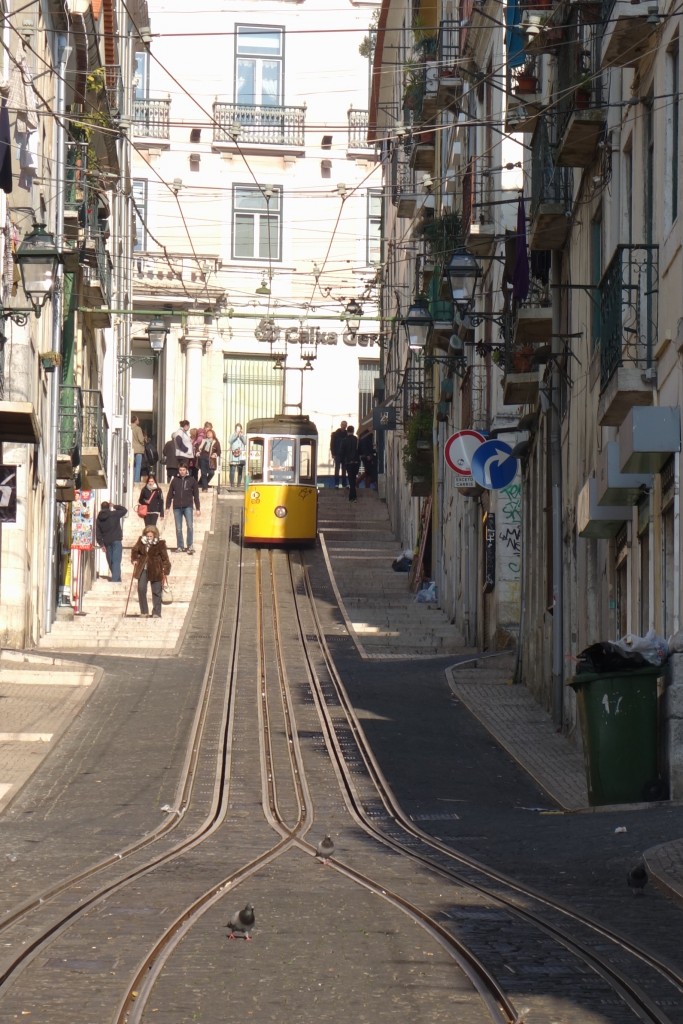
[470,439,518,490]
[444,430,487,475]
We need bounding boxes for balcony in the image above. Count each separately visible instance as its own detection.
[601,0,659,68]
[133,98,171,142]
[347,109,372,153]
[393,154,418,217]
[435,21,463,110]
[597,244,658,427]
[555,25,606,167]
[462,160,495,255]
[57,387,83,482]
[409,130,436,172]
[501,343,544,405]
[529,120,572,249]
[81,234,113,328]
[513,300,552,346]
[213,102,305,150]
[80,389,108,488]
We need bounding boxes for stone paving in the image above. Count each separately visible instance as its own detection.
[1,483,682,899]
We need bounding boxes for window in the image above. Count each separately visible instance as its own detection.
[235,26,283,107]
[359,358,380,425]
[299,440,316,484]
[132,179,147,251]
[248,438,264,481]
[133,51,149,101]
[232,185,281,260]
[367,190,382,265]
[590,206,602,349]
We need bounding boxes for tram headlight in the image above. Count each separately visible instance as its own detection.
[274,506,287,518]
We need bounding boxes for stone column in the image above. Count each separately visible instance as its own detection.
[181,327,209,427]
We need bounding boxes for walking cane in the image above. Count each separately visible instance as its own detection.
[124,573,136,617]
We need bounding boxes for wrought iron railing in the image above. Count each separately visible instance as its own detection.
[82,389,108,469]
[58,386,83,463]
[555,14,604,142]
[530,118,572,222]
[65,141,90,215]
[105,64,123,118]
[83,233,113,307]
[213,102,306,147]
[133,98,171,139]
[462,158,493,238]
[437,19,460,70]
[348,108,370,150]
[392,150,415,206]
[598,243,659,390]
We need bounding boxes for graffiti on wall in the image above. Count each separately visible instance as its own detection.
[498,482,521,576]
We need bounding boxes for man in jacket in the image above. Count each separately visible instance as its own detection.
[165,463,201,554]
[131,415,146,482]
[330,419,348,488]
[339,424,360,503]
[95,501,128,582]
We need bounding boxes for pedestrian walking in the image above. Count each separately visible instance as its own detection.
[228,424,246,489]
[340,425,360,502]
[95,501,128,582]
[137,473,165,528]
[130,525,171,618]
[198,428,221,491]
[131,415,146,482]
[165,463,201,554]
[357,429,377,489]
[162,435,180,482]
[330,419,348,488]
[173,420,192,467]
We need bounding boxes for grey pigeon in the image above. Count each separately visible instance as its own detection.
[226,903,255,939]
[316,835,334,864]
[627,863,648,895]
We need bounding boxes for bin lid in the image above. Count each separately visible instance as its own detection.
[569,665,663,689]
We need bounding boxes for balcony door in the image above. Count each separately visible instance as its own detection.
[235,27,283,107]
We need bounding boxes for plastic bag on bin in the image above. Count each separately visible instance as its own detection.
[613,629,669,667]
[415,581,437,603]
[575,642,647,674]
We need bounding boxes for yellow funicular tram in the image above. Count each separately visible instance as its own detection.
[242,414,319,545]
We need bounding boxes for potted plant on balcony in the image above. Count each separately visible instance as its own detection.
[39,351,62,373]
[402,400,434,493]
[515,60,539,95]
[575,75,592,109]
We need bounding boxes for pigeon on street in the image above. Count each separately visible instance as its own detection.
[627,862,648,895]
[316,835,334,863]
[226,903,255,939]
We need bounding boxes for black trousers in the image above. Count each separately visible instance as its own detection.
[138,569,162,616]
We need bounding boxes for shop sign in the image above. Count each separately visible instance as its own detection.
[254,319,379,348]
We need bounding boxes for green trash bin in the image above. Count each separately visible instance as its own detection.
[570,667,662,806]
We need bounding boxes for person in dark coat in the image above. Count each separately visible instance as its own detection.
[162,436,180,482]
[95,501,127,582]
[137,473,165,528]
[130,525,171,618]
[339,425,360,503]
[165,463,201,554]
[357,429,377,488]
[330,420,348,488]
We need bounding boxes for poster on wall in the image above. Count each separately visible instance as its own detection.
[0,466,17,523]
[72,490,95,550]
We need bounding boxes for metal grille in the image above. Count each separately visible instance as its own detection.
[222,355,284,445]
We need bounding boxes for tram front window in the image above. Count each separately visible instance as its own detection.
[300,440,316,484]
[269,438,294,482]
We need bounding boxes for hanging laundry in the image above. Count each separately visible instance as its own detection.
[8,45,39,192]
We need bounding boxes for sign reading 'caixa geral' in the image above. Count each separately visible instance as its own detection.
[254,319,379,347]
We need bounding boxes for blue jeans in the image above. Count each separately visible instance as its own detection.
[105,540,122,582]
[133,453,143,482]
[173,506,193,549]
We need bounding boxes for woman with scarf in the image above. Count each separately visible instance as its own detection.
[130,525,171,618]
[137,472,165,528]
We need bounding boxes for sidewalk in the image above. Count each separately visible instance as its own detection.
[1,484,682,899]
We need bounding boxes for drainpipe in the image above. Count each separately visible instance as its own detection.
[44,35,70,633]
[550,251,563,727]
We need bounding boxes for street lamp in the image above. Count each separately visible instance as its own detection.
[443,247,481,315]
[1,223,62,323]
[401,298,434,350]
[118,319,169,369]
[341,299,363,337]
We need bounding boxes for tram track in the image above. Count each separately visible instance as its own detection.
[0,524,681,1023]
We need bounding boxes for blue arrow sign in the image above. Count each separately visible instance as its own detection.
[470,439,518,490]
